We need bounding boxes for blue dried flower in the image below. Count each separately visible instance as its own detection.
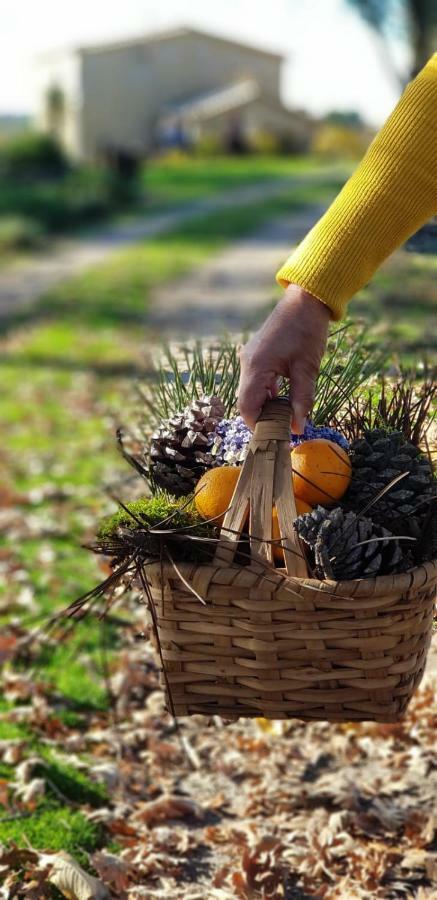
[290,422,349,451]
[210,416,348,466]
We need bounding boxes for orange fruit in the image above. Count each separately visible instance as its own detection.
[291,439,351,507]
[195,466,314,565]
[195,466,240,524]
[272,500,312,564]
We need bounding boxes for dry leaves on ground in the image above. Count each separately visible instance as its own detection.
[0,615,436,898]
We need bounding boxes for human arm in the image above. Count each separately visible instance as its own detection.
[238,55,437,430]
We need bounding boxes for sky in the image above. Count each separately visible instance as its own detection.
[0,0,411,125]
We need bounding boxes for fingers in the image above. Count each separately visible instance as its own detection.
[288,360,317,434]
[237,373,274,431]
[269,378,280,398]
[238,347,277,431]
[237,287,329,432]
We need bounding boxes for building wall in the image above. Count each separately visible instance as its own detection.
[79,31,282,158]
[185,100,311,153]
[34,51,83,158]
[245,100,312,151]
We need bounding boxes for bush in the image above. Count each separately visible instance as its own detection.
[0,132,69,180]
[0,143,141,239]
[312,124,372,159]
[250,130,282,155]
[0,215,45,253]
[155,149,191,164]
[195,132,223,157]
[0,169,118,233]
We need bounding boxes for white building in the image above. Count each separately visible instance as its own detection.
[35,27,312,160]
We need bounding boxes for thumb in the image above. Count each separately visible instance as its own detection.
[289,362,316,434]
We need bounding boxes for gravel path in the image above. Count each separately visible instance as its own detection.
[0,173,336,321]
[147,204,325,338]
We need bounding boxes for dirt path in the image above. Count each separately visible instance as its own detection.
[0,173,335,321]
[147,204,325,338]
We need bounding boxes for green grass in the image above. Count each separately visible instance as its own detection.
[0,806,102,866]
[352,251,437,363]
[0,734,107,864]
[36,749,109,806]
[0,698,108,865]
[0,720,31,740]
[41,635,111,710]
[144,153,334,208]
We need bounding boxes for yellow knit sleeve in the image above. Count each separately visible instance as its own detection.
[276,55,437,320]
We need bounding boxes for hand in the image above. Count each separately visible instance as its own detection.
[238,284,331,433]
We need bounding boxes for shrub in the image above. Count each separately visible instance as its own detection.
[155,148,191,164]
[312,124,372,159]
[0,170,117,233]
[195,132,223,157]
[0,132,69,180]
[250,130,282,155]
[0,215,45,252]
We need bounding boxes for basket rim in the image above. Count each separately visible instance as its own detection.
[146,557,437,599]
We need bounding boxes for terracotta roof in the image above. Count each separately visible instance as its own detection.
[77,26,283,61]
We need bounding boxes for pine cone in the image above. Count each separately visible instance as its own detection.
[150,396,225,496]
[414,502,437,564]
[345,429,434,537]
[295,505,406,581]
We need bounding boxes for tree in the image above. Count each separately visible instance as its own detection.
[324,110,365,128]
[45,84,65,139]
[346,0,437,83]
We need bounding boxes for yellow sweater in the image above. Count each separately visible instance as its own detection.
[276,54,437,320]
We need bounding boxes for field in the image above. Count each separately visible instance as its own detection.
[0,152,329,263]
[0,157,435,897]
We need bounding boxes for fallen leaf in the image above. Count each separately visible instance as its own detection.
[40,851,109,900]
[0,779,10,808]
[4,672,39,702]
[137,794,205,825]
[0,633,18,663]
[14,777,46,805]
[89,762,120,791]
[0,842,39,869]
[2,741,25,765]
[91,850,133,893]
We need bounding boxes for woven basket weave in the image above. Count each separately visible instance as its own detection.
[145,399,436,722]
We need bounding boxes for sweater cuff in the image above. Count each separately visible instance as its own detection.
[276,265,344,320]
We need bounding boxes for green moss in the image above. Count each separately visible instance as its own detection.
[98,493,218,564]
[98,493,203,538]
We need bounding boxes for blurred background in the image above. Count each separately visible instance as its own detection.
[0,0,436,875]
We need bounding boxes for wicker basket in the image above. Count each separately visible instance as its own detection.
[145,399,436,722]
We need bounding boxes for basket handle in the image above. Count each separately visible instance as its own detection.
[214,397,308,577]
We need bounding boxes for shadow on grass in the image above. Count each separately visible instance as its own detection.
[0,350,155,378]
